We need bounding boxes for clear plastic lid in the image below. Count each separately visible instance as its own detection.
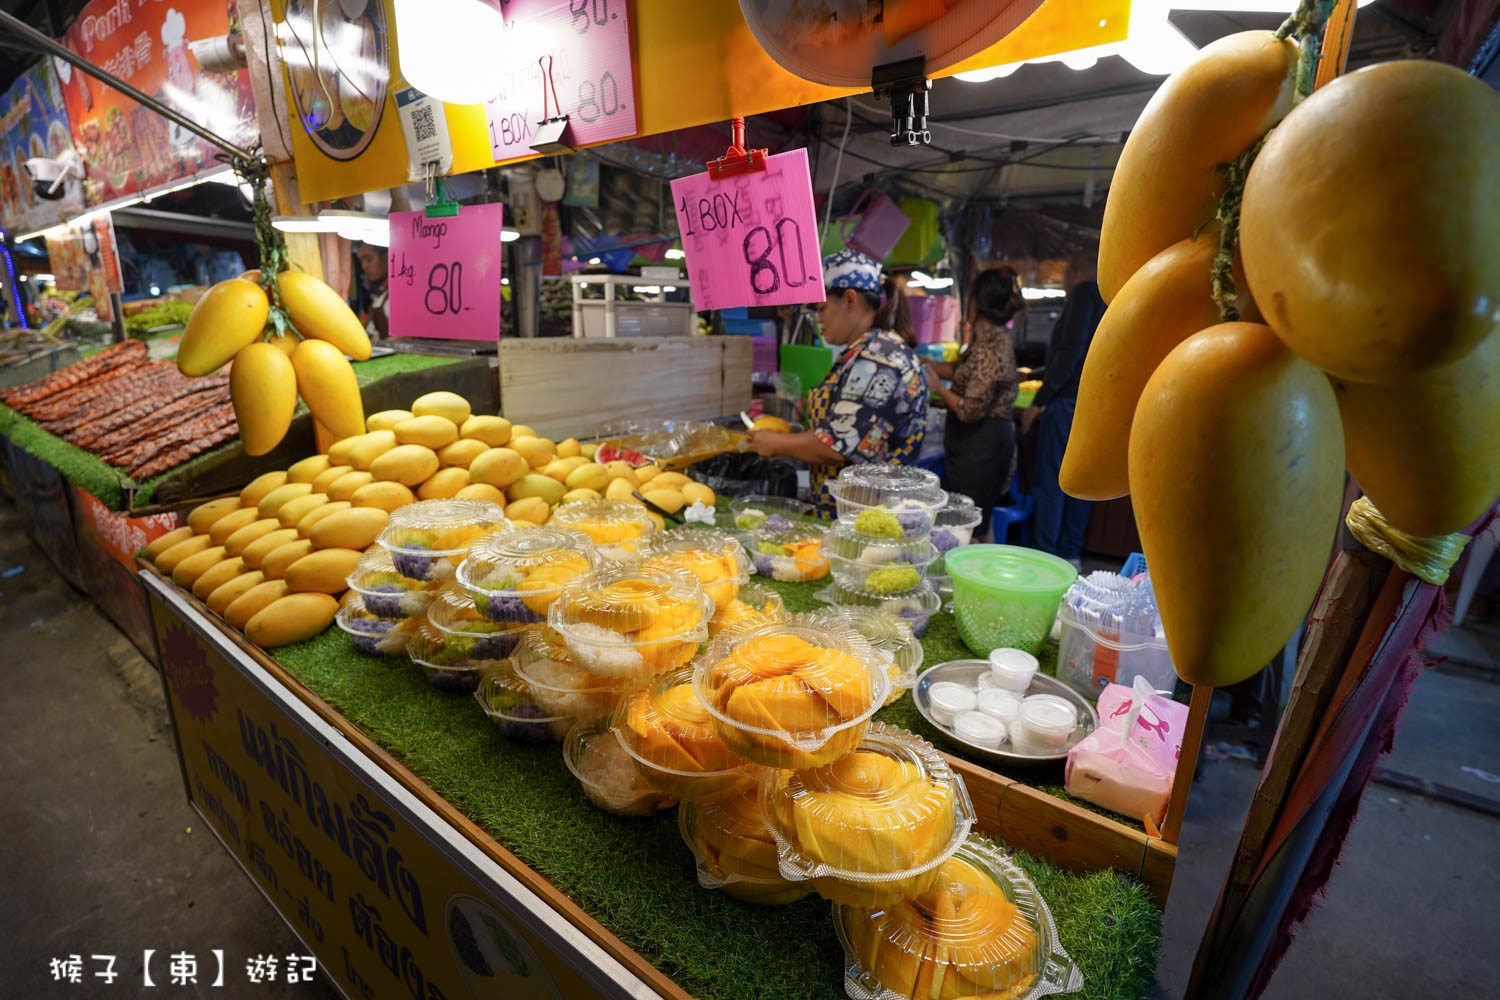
[707,581,786,639]
[637,528,751,610]
[509,626,642,723]
[426,585,528,661]
[473,668,571,744]
[547,500,659,559]
[693,615,888,770]
[547,565,712,679]
[832,834,1084,1000]
[762,723,974,907]
[562,718,675,817]
[932,492,984,555]
[406,621,494,693]
[377,500,512,581]
[747,523,830,582]
[812,605,924,703]
[345,549,441,618]
[955,710,1006,749]
[613,665,752,800]
[455,527,597,623]
[816,579,942,638]
[826,554,936,595]
[678,773,813,905]
[335,596,420,656]
[829,464,947,538]
[825,518,943,565]
[725,493,818,533]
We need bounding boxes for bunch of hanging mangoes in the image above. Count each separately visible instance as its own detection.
[1061,32,1500,687]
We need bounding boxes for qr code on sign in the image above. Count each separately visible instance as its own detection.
[411,103,436,143]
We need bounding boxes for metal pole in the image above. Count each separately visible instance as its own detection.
[0,9,256,163]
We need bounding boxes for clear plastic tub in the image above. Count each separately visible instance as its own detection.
[508,626,641,724]
[473,668,571,743]
[928,681,978,726]
[832,834,1084,1000]
[426,585,528,661]
[932,491,983,561]
[1056,603,1176,699]
[829,464,946,538]
[812,605,924,706]
[405,621,494,693]
[547,500,659,561]
[455,527,597,624]
[377,499,512,582]
[612,665,753,800]
[693,615,888,770]
[988,648,1039,692]
[825,555,934,595]
[345,549,441,618]
[976,688,1021,728]
[747,523,829,582]
[563,718,674,817]
[816,579,943,638]
[955,710,1006,749]
[824,519,942,567]
[761,723,975,907]
[724,493,818,533]
[637,528,751,610]
[678,774,813,905]
[707,581,786,639]
[547,565,712,679]
[1012,697,1079,752]
[335,596,419,656]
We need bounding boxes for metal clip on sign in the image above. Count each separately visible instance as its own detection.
[531,54,573,155]
[426,174,460,218]
[707,117,768,181]
[872,57,932,147]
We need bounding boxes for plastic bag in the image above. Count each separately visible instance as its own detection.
[1064,677,1188,827]
[685,453,800,499]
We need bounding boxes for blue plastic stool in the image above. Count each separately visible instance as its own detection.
[990,489,1035,545]
[915,454,945,479]
[1121,552,1148,578]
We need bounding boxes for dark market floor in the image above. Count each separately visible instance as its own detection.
[2,497,1497,999]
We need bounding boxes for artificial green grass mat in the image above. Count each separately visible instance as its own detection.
[271,599,1161,1000]
[0,354,462,510]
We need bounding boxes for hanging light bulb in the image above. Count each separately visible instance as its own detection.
[392,0,504,105]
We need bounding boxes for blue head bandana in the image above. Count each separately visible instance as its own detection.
[822,249,881,293]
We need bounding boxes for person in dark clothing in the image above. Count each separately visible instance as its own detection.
[1022,252,1107,565]
[922,267,1024,540]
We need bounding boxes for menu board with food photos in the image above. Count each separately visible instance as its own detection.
[44,213,124,323]
[0,60,86,236]
[59,0,257,205]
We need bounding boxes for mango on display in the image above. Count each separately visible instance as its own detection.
[365,409,414,433]
[370,444,440,487]
[460,414,511,446]
[350,481,416,512]
[206,570,264,615]
[437,438,488,468]
[470,448,529,489]
[187,497,242,535]
[411,391,472,425]
[395,415,460,450]
[239,471,288,508]
[178,278,269,376]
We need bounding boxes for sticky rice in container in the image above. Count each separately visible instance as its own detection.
[336,595,420,656]
[426,583,528,661]
[547,564,712,680]
[636,528,751,611]
[455,527,597,624]
[829,464,946,539]
[747,522,830,582]
[812,605,924,706]
[563,718,675,817]
[345,548,442,618]
[508,625,643,724]
[406,621,497,693]
[376,499,510,582]
[473,666,571,744]
[547,499,659,561]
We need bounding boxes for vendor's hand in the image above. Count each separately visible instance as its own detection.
[747,429,783,458]
[1021,405,1041,436]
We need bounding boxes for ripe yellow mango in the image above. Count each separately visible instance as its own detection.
[207,570,264,615]
[460,415,512,447]
[154,534,214,574]
[326,471,375,501]
[297,500,352,537]
[365,409,413,433]
[286,453,332,484]
[505,497,551,525]
[508,424,537,440]
[604,462,639,487]
[469,448,529,489]
[510,436,554,469]
[642,488,686,514]
[633,464,660,485]
[561,488,602,504]
[208,507,261,546]
[348,430,397,471]
[411,391,471,425]
[418,467,470,500]
[277,269,372,360]
[223,518,281,557]
[192,556,247,601]
[239,471,288,508]
[232,342,298,456]
[455,483,507,505]
[187,497,241,535]
[241,528,301,569]
[309,507,389,551]
[370,444,440,487]
[326,435,361,467]
[649,471,691,491]
[265,331,298,357]
[285,547,363,594]
[246,592,340,648]
[604,477,638,502]
[261,539,316,580]
[172,545,228,588]
[277,493,330,529]
[394,415,460,450]
[292,339,365,439]
[350,481,416,512]
[681,482,716,507]
[565,463,610,493]
[556,437,581,458]
[225,579,291,630]
[542,456,588,482]
[256,482,314,519]
[580,442,598,459]
[311,465,349,493]
[1129,323,1343,686]
[178,278,269,376]
[507,473,566,506]
[145,526,193,560]
[437,438,488,468]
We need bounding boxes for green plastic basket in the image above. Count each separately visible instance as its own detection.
[946,545,1078,656]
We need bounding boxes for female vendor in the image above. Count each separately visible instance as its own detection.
[748,250,929,518]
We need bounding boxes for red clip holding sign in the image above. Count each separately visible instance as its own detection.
[707,117,768,180]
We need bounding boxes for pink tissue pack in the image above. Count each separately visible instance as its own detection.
[1065,677,1188,826]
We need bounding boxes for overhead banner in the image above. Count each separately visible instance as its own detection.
[59,0,257,205]
[0,60,87,237]
[45,212,124,323]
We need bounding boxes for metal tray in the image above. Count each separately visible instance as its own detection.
[914,659,1099,766]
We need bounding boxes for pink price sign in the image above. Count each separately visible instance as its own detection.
[485,0,637,159]
[388,203,505,341]
[670,148,826,313]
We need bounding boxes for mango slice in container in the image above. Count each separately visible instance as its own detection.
[563,718,675,817]
[548,565,711,679]
[763,723,974,907]
[335,595,420,656]
[473,667,571,744]
[678,771,813,905]
[376,499,511,581]
[406,621,495,693]
[509,626,642,724]
[344,549,441,618]
[812,605,924,706]
[456,527,597,623]
[612,665,755,801]
[694,615,887,770]
[748,523,830,582]
[547,499,658,561]
[637,528,751,610]
[426,584,529,661]
[832,834,1084,1000]
[829,464,946,539]
[708,581,786,639]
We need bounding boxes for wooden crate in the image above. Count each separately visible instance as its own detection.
[499,337,752,440]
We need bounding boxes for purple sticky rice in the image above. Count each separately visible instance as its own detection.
[895,605,932,638]
[753,554,774,576]
[929,528,960,554]
[896,509,932,537]
[498,702,553,744]
[762,514,793,533]
[363,583,407,618]
[392,548,438,580]
[424,665,481,693]
[486,593,544,624]
[472,630,521,660]
[348,617,398,655]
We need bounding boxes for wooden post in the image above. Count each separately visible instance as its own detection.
[1162,683,1213,844]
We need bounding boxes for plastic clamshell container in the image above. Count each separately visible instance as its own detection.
[455,527,597,624]
[824,518,943,566]
[547,500,659,561]
[725,493,819,534]
[947,545,1077,656]
[405,622,496,692]
[747,522,830,582]
[932,491,984,562]
[1055,603,1175,699]
[345,549,441,618]
[678,773,813,905]
[762,723,975,907]
[612,665,755,800]
[816,579,943,639]
[832,834,1085,1000]
[826,553,937,594]
[377,499,511,582]
[813,605,924,706]
[508,626,641,723]
[636,528,751,611]
[426,585,528,661]
[829,464,946,539]
[548,564,712,679]
[707,581,786,639]
[335,596,418,656]
[694,615,889,771]
[563,718,674,817]
[473,668,571,744]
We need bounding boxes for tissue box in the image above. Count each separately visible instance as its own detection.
[1064,681,1188,826]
